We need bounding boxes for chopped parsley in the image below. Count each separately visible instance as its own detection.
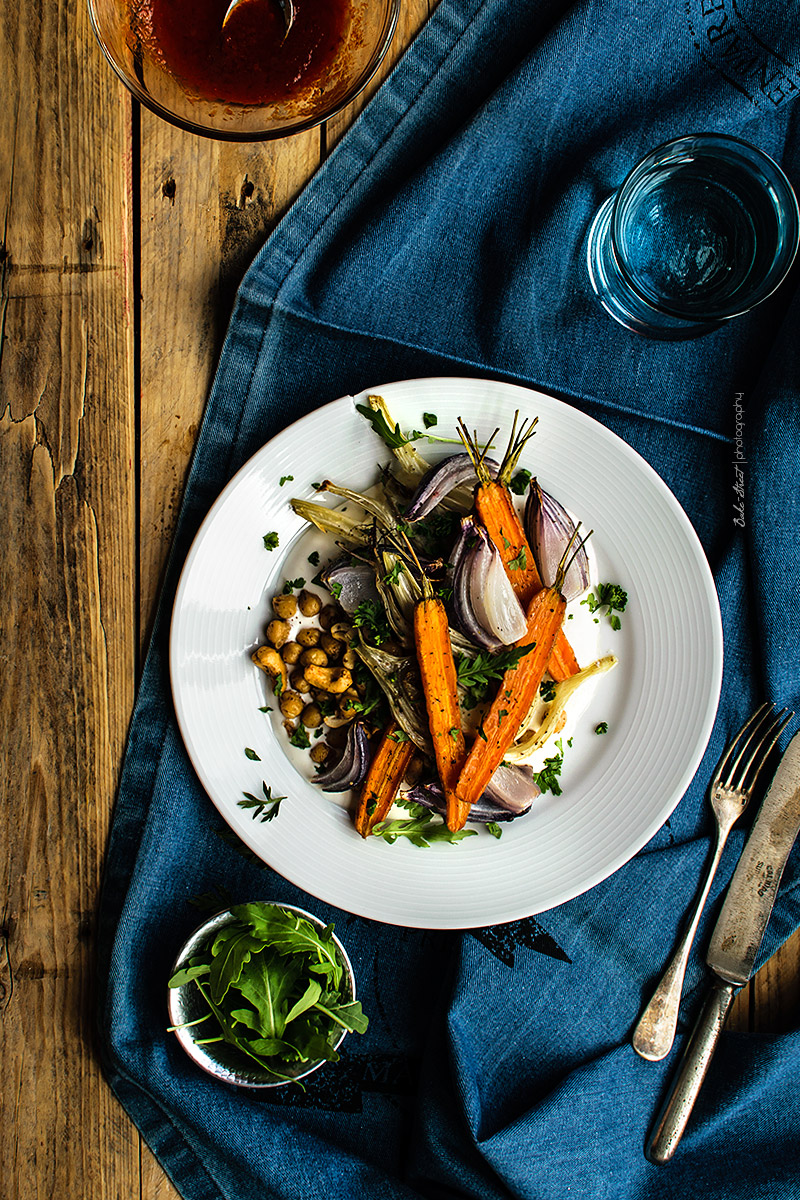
[352,599,393,646]
[244,747,261,761]
[485,822,503,839]
[279,474,294,487]
[595,722,609,735]
[383,559,405,587]
[307,550,320,567]
[289,724,311,750]
[532,738,566,795]
[282,576,305,594]
[507,547,527,571]
[262,531,279,551]
[328,580,343,600]
[581,582,628,630]
[423,412,438,429]
[540,679,557,703]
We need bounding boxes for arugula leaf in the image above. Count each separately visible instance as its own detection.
[355,402,411,449]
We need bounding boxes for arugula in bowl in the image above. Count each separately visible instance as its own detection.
[168,901,367,1086]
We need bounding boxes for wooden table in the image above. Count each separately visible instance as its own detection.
[2,3,798,1196]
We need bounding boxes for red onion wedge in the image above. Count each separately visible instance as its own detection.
[404,454,499,523]
[524,478,590,601]
[312,720,370,792]
[452,519,527,648]
[406,762,539,823]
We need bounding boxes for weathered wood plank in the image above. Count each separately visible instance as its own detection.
[138,121,322,648]
[1,1,138,1198]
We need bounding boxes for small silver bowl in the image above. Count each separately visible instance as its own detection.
[167,900,355,1088]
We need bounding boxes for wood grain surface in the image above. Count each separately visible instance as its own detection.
[0,1,796,1196]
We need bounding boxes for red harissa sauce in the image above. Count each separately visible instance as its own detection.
[139,0,349,106]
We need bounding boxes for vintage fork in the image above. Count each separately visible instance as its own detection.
[632,701,795,1061]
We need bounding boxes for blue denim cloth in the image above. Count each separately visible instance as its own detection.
[97,2,800,1197]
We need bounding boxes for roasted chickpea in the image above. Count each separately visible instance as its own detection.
[290,668,310,693]
[337,695,357,720]
[271,593,297,619]
[301,703,323,728]
[303,665,352,693]
[310,743,330,766]
[279,691,304,719]
[266,618,291,649]
[298,589,322,618]
[296,627,321,648]
[318,604,340,630]
[326,724,349,749]
[330,622,354,643]
[280,641,303,665]
[342,648,357,669]
[319,632,342,659]
[300,647,328,668]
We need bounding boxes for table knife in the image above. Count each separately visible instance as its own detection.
[645,727,800,1164]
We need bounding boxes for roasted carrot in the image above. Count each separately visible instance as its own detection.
[459,413,580,682]
[455,584,566,811]
[354,722,417,838]
[413,593,471,831]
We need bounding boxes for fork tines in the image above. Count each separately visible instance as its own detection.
[713,702,796,796]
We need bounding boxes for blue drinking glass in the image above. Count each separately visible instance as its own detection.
[586,133,799,339]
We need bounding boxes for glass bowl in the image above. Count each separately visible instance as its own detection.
[88,0,399,140]
[167,901,356,1087]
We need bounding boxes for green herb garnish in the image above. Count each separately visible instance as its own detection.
[540,679,557,703]
[595,722,609,735]
[244,747,261,761]
[422,412,438,429]
[263,532,280,551]
[508,468,532,496]
[507,547,527,571]
[485,822,503,839]
[352,599,393,646]
[168,904,368,1081]
[307,550,320,567]
[355,403,412,449]
[455,644,536,708]
[581,582,628,630]
[239,783,286,822]
[283,577,305,594]
[532,738,565,795]
[289,725,311,750]
[279,475,294,487]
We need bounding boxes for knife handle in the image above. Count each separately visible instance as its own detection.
[645,978,738,1164]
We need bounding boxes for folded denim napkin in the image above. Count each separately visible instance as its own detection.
[97,1,800,1196]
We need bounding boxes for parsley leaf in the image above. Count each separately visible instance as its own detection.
[485,822,503,839]
[532,739,566,795]
[279,475,294,487]
[239,782,286,822]
[507,546,527,571]
[307,550,320,567]
[581,582,628,629]
[352,599,392,646]
[289,725,311,750]
[263,532,279,551]
[595,722,609,735]
[283,577,305,594]
[455,644,536,708]
[422,412,438,429]
[244,747,261,761]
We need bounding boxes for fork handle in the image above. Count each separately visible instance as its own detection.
[645,978,738,1164]
[632,831,727,1061]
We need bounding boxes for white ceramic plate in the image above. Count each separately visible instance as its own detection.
[170,377,723,929]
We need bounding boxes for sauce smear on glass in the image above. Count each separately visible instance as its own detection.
[137,0,350,106]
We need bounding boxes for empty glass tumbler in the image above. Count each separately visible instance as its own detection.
[586,133,799,339]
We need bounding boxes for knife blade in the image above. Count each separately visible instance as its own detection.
[645,726,800,1164]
